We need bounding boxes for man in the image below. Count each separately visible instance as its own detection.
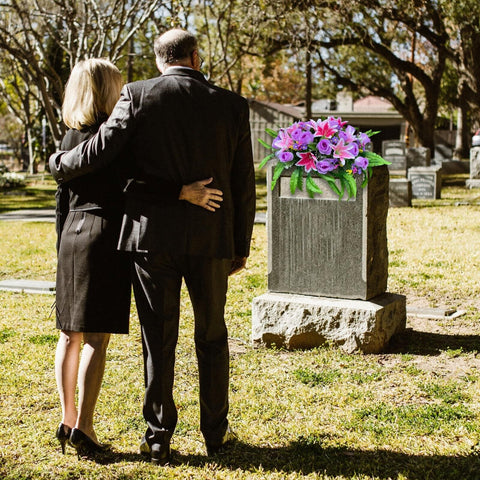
[49,29,256,465]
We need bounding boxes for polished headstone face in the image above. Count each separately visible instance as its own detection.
[382,140,406,157]
[382,140,407,175]
[407,166,442,199]
[267,165,389,301]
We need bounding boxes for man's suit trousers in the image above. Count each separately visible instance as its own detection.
[132,252,231,448]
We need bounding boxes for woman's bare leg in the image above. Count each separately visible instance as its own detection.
[55,331,82,428]
[75,332,111,443]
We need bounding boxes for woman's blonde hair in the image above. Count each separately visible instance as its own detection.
[62,58,124,130]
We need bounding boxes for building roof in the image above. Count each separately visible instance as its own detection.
[353,96,395,113]
[248,99,303,119]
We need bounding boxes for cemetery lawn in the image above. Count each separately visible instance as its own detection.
[1,174,480,479]
[0,174,57,213]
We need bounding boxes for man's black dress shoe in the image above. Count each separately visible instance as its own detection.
[206,427,237,456]
[139,437,171,466]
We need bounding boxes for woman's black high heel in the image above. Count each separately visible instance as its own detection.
[69,428,108,458]
[55,423,72,455]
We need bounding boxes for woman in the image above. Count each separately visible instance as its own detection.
[54,58,222,458]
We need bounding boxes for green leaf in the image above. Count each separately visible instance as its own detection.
[265,128,279,138]
[361,172,369,188]
[258,153,275,169]
[365,151,391,166]
[305,174,322,198]
[365,129,380,137]
[343,174,357,198]
[271,162,286,190]
[258,138,272,149]
[290,167,303,194]
[324,176,342,198]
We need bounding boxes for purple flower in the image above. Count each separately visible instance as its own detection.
[354,156,369,170]
[317,138,332,155]
[276,150,294,163]
[316,159,335,174]
[359,132,371,148]
[272,130,293,150]
[348,141,359,157]
[297,130,314,145]
[328,116,348,130]
[290,126,305,141]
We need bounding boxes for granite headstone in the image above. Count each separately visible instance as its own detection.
[407,147,431,168]
[389,178,412,207]
[267,165,389,301]
[408,166,442,199]
[466,147,480,189]
[382,140,407,175]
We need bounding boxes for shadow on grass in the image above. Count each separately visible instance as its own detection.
[93,440,480,479]
[388,328,480,356]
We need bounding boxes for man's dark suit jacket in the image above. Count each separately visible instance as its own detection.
[50,67,256,260]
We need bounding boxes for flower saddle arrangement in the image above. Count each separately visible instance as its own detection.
[258,116,391,199]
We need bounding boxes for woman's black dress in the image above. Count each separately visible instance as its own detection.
[54,123,131,333]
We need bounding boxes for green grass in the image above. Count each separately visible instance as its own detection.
[2,177,480,478]
[0,174,57,213]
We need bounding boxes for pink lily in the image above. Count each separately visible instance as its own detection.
[339,125,357,143]
[312,119,336,138]
[328,116,349,130]
[296,151,318,172]
[272,130,293,150]
[332,138,356,164]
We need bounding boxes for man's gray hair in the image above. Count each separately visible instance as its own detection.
[154,29,198,65]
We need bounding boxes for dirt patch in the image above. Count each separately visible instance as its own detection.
[388,314,480,380]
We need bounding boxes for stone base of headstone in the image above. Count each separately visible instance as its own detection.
[408,166,442,199]
[251,292,407,354]
[389,178,412,207]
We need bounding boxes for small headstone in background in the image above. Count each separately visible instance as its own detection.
[382,140,406,157]
[434,144,453,163]
[389,178,412,207]
[408,166,442,199]
[407,147,431,168]
[382,140,407,176]
[466,147,480,189]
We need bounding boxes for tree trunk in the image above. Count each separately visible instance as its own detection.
[27,126,35,174]
[305,48,312,120]
[453,107,463,160]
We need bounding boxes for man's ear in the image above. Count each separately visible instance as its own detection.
[191,50,200,71]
